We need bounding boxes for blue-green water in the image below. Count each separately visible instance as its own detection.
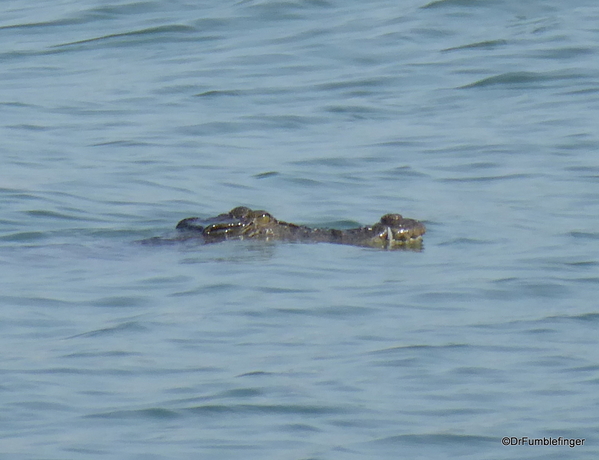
[2,1,599,459]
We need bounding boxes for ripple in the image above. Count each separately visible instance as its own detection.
[253,171,279,179]
[186,403,346,416]
[569,231,599,240]
[443,39,508,52]
[194,90,243,98]
[52,24,200,49]
[0,231,47,242]
[459,71,571,89]
[549,312,599,323]
[317,77,392,92]
[422,0,492,9]
[68,321,148,339]
[86,407,180,420]
[25,210,87,221]
[371,433,494,446]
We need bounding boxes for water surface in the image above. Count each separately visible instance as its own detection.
[1,0,599,458]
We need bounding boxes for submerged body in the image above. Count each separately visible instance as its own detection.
[173,207,425,250]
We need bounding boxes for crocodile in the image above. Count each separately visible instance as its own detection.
[172,206,425,250]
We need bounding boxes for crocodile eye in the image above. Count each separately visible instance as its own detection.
[380,214,403,226]
[250,210,273,224]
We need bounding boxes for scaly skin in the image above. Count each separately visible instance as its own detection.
[175,207,425,250]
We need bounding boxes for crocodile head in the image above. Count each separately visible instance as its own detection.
[201,207,277,241]
[356,213,426,249]
[175,206,254,233]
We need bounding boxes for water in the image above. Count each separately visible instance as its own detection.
[1,0,599,458]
